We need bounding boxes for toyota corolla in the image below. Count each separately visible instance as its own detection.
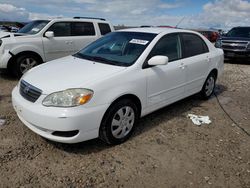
[12,28,224,145]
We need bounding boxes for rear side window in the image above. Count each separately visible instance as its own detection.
[98,23,111,35]
[149,34,182,62]
[48,22,71,37]
[71,22,95,36]
[181,33,209,58]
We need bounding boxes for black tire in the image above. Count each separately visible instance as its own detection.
[13,54,41,78]
[200,73,216,100]
[99,99,139,145]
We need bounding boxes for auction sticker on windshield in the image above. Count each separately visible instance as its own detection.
[129,39,149,45]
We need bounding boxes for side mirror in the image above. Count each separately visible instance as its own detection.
[148,55,169,66]
[44,31,54,38]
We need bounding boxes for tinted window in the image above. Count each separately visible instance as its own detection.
[98,23,111,35]
[47,22,71,37]
[149,34,182,62]
[72,22,95,36]
[181,33,208,58]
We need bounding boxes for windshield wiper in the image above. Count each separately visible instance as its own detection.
[74,54,127,67]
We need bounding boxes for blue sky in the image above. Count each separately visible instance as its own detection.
[0,0,250,29]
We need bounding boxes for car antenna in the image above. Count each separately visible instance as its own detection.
[176,17,185,28]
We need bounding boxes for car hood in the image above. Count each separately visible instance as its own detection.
[220,36,250,41]
[0,31,11,38]
[0,32,29,39]
[22,56,127,94]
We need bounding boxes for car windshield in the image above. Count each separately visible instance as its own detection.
[226,27,250,38]
[18,20,49,34]
[74,31,157,67]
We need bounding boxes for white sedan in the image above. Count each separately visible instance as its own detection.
[12,28,224,145]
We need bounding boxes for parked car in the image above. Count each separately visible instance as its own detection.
[12,28,224,145]
[0,17,114,77]
[0,25,10,32]
[215,27,250,60]
[197,30,219,43]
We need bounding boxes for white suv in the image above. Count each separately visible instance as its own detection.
[0,17,114,77]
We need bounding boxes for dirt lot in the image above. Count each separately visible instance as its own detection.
[0,62,250,188]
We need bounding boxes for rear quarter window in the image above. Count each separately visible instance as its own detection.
[98,23,112,35]
[181,33,209,58]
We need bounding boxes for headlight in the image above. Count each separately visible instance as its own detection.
[215,40,222,48]
[42,88,93,107]
[247,43,250,50]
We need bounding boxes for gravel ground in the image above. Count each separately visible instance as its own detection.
[0,62,250,188]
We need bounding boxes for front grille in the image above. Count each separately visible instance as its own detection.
[19,80,42,103]
[222,40,248,51]
[222,45,246,50]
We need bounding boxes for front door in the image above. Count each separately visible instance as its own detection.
[42,22,76,61]
[144,34,186,112]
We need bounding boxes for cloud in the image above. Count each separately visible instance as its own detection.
[1,0,250,29]
[191,0,250,29]
[0,3,29,21]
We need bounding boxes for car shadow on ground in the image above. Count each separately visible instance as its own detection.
[50,84,227,154]
[224,58,250,65]
[0,70,17,81]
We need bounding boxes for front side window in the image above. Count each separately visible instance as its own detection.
[74,32,157,67]
[71,22,95,36]
[47,22,71,37]
[181,33,208,58]
[98,23,111,35]
[18,20,49,35]
[149,34,182,62]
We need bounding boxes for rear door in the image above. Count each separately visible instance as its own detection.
[180,33,210,95]
[71,22,98,51]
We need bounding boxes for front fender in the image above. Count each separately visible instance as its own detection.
[10,45,45,62]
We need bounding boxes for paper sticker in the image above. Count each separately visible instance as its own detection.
[31,28,39,32]
[129,39,149,45]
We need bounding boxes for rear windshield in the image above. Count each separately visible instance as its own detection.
[226,27,250,38]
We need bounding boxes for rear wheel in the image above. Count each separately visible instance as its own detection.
[13,54,41,78]
[200,73,216,99]
[99,99,139,145]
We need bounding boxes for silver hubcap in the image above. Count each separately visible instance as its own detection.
[205,76,215,96]
[111,106,135,139]
[20,58,37,74]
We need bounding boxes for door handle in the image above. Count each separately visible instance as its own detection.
[179,63,185,69]
[206,56,211,62]
[65,41,73,45]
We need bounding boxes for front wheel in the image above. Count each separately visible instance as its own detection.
[13,54,41,78]
[200,73,216,99]
[99,99,139,145]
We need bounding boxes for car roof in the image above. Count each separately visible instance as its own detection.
[117,27,197,35]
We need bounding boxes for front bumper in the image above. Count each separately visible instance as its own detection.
[223,50,250,59]
[12,86,109,143]
[0,50,12,69]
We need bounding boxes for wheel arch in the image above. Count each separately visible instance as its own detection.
[105,94,142,118]
[7,50,44,71]
[209,68,218,80]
